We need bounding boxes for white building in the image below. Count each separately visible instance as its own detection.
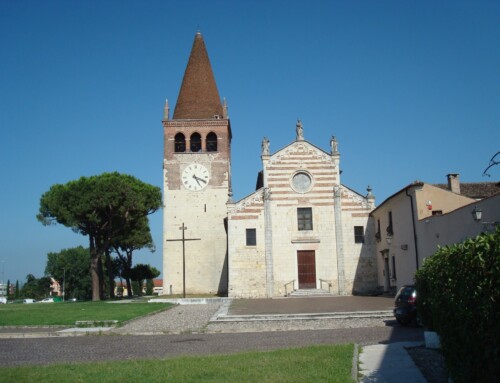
[162,32,378,297]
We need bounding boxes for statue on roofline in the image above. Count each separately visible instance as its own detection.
[296,119,304,141]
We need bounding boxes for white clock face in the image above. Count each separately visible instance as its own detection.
[182,163,209,191]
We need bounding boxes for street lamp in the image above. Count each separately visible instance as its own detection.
[472,206,482,222]
[386,234,393,246]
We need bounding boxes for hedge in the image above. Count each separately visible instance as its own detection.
[415,227,500,383]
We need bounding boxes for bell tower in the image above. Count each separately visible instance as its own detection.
[162,32,231,295]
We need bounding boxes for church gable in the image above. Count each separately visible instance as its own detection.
[269,140,332,166]
[228,189,264,219]
[265,140,339,207]
[340,185,374,216]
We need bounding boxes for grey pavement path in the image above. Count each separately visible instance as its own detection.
[359,342,428,383]
[0,326,424,367]
[228,295,394,315]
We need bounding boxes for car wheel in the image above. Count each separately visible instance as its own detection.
[397,317,412,326]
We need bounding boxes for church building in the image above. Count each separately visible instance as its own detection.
[163,32,378,298]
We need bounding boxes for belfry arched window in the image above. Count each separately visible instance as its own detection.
[206,132,218,152]
[190,133,201,152]
[174,133,186,152]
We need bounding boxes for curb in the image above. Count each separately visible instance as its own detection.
[352,343,359,382]
[211,310,393,323]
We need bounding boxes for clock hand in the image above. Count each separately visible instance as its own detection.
[192,175,201,186]
[193,175,207,184]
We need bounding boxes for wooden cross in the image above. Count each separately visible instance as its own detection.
[166,223,200,298]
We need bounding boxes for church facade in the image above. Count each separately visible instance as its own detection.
[163,33,378,298]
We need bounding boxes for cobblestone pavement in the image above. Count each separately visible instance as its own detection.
[111,302,394,335]
[111,303,222,335]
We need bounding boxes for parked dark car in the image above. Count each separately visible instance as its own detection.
[394,285,418,325]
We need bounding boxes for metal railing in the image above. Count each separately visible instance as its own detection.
[284,280,295,296]
[319,279,332,293]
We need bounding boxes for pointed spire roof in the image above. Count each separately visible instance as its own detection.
[173,32,223,119]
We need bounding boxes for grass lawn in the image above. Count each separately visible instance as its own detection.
[0,344,355,383]
[0,301,173,326]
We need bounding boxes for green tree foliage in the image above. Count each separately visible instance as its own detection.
[130,264,160,296]
[415,228,500,383]
[21,274,52,300]
[6,280,10,298]
[45,246,92,301]
[146,278,154,295]
[37,172,162,301]
[131,281,140,297]
[111,216,155,298]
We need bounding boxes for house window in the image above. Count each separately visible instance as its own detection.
[174,133,186,152]
[375,219,381,241]
[246,228,256,246]
[190,133,201,152]
[387,211,394,236]
[391,255,397,279]
[354,226,364,243]
[297,208,313,231]
[206,132,218,152]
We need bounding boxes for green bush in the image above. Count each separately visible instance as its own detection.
[415,227,500,383]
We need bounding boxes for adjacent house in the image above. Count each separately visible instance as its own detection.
[371,174,499,294]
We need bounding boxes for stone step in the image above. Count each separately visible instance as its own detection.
[289,289,333,297]
[212,310,393,323]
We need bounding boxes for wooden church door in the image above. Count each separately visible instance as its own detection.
[297,250,316,289]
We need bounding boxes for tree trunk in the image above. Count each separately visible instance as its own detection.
[126,277,133,298]
[89,236,101,301]
[98,255,105,300]
[126,250,133,298]
[137,278,144,296]
[105,250,115,299]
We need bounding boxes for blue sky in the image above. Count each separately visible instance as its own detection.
[1,1,499,285]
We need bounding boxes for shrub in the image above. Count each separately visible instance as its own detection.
[415,227,500,383]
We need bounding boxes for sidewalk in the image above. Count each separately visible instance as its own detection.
[358,342,427,383]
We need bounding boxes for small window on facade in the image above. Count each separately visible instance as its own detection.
[432,210,443,216]
[297,207,313,231]
[246,228,256,246]
[387,211,394,236]
[174,133,186,152]
[206,132,218,152]
[190,133,201,152]
[391,255,397,279]
[354,226,365,243]
[375,219,381,241]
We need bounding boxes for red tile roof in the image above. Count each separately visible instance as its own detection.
[173,32,223,120]
[434,182,500,199]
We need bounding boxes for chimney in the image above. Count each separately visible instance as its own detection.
[447,173,460,194]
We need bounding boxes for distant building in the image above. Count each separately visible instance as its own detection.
[114,278,163,296]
